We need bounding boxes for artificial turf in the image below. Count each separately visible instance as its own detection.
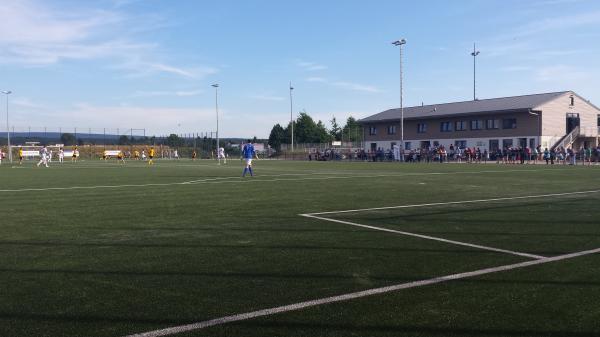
[0,159,599,337]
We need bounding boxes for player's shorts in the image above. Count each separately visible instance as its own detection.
[245,158,252,166]
[149,156,154,159]
[218,154,225,159]
[19,156,23,160]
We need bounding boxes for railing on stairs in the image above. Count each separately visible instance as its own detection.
[551,126,579,150]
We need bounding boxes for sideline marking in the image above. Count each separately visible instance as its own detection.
[0,169,554,193]
[300,214,545,259]
[124,247,600,337]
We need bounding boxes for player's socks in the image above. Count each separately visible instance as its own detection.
[242,167,248,176]
[248,167,253,176]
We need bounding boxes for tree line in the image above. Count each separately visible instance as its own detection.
[268,111,362,151]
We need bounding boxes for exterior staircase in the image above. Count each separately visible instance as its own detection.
[551,126,579,150]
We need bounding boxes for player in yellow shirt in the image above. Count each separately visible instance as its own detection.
[148,147,155,165]
[18,146,23,165]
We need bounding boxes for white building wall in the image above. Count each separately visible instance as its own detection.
[367,135,539,152]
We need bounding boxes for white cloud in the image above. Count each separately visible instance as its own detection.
[248,94,286,101]
[59,103,217,134]
[306,77,327,83]
[11,97,46,109]
[132,90,204,97]
[296,60,328,71]
[0,1,216,80]
[535,65,590,82]
[305,77,382,93]
[500,66,532,72]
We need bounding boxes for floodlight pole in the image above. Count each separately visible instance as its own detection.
[2,90,12,163]
[392,39,406,162]
[212,84,220,164]
[289,82,294,154]
[471,43,480,101]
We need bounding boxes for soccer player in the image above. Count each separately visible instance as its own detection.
[72,145,78,162]
[18,146,23,165]
[148,147,155,165]
[192,150,197,161]
[37,146,49,168]
[241,140,258,177]
[218,147,226,164]
[58,148,64,163]
[117,150,125,164]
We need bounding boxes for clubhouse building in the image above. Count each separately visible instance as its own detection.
[359,91,600,152]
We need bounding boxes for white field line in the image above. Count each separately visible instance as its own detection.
[0,169,552,193]
[124,247,600,337]
[300,214,545,259]
[306,189,600,216]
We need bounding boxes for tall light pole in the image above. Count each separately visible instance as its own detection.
[2,90,12,163]
[289,82,294,153]
[471,43,480,101]
[212,84,220,164]
[392,39,406,162]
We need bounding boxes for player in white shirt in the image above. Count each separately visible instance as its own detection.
[217,147,226,164]
[59,148,64,163]
[141,150,147,161]
[37,146,49,167]
[173,149,179,160]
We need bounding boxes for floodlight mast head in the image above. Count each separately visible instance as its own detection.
[392,39,406,46]
[211,84,219,88]
[1,91,11,95]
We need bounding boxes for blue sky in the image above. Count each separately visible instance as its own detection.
[1,0,599,138]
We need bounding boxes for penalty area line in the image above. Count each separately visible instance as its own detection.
[124,247,600,337]
[304,189,600,216]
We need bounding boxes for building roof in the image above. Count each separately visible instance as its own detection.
[359,91,571,123]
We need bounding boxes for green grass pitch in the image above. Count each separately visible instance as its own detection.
[1,159,599,337]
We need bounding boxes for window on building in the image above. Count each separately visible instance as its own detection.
[370,143,377,151]
[502,118,517,129]
[455,140,467,148]
[369,126,377,135]
[440,122,452,132]
[502,139,513,149]
[404,142,411,150]
[597,114,600,126]
[470,120,484,130]
[417,123,427,133]
[570,96,575,106]
[455,121,467,131]
[387,125,396,135]
[433,141,440,147]
[486,119,500,129]
[420,141,431,149]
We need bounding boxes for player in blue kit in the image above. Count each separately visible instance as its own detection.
[241,140,258,177]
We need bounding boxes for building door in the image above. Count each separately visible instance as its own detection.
[489,139,499,151]
[370,143,377,151]
[420,141,430,149]
[518,138,527,148]
[566,113,580,133]
[529,138,536,149]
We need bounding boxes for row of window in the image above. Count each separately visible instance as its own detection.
[439,118,516,132]
[369,118,517,135]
